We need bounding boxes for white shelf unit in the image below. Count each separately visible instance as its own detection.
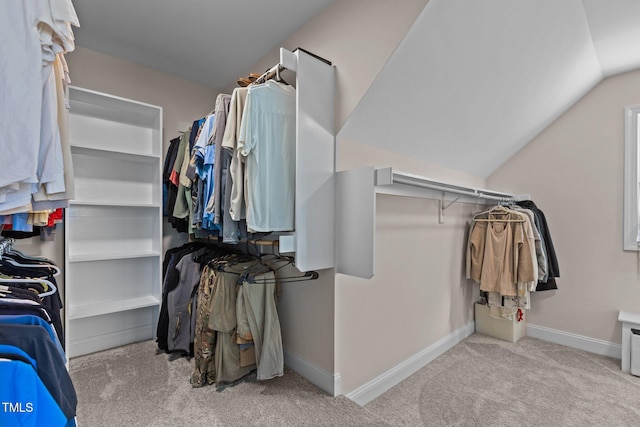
[269,48,336,272]
[65,86,163,358]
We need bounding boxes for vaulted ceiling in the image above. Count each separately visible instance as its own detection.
[72,0,640,178]
[71,0,334,90]
[339,0,640,177]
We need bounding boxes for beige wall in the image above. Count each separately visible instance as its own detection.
[240,0,501,394]
[227,0,511,394]
[66,47,219,139]
[336,192,484,392]
[261,0,505,394]
[227,0,430,130]
[335,137,494,392]
[488,69,640,345]
[231,0,433,388]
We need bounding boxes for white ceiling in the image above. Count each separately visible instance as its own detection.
[71,0,334,89]
[340,0,640,177]
[72,0,640,178]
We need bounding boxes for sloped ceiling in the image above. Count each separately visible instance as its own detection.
[339,0,640,177]
[72,0,640,178]
[71,0,334,90]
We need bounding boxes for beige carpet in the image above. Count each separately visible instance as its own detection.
[69,334,640,426]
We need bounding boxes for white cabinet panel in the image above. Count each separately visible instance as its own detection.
[67,309,156,358]
[65,87,162,357]
[66,257,160,313]
[66,205,160,258]
[69,113,156,156]
[71,149,160,206]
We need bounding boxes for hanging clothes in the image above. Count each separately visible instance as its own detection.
[0,345,69,427]
[467,205,537,319]
[515,200,560,291]
[0,253,64,345]
[222,87,250,224]
[239,80,296,232]
[166,247,210,354]
[467,200,559,320]
[0,0,79,217]
[0,238,76,427]
[157,244,286,388]
[156,242,208,353]
[164,76,298,241]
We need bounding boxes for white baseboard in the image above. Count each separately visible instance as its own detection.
[283,349,342,397]
[68,325,153,359]
[526,323,622,359]
[345,322,475,407]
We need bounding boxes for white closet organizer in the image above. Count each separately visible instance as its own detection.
[65,87,163,358]
[336,167,527,278]
[257,48,336,272]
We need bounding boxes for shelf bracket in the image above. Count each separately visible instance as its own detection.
[438,193,461,224]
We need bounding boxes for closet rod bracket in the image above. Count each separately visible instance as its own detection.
[438,194,461,224]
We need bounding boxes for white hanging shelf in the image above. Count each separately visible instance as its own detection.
[335,166,529,278]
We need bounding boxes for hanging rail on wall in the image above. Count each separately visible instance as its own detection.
[252,48,332,86]
[252,47,300,85]
[252,63,287,85]
[335,166,530,278]
[374,168,527,224]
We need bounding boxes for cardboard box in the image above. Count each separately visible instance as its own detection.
[475,302,525,343]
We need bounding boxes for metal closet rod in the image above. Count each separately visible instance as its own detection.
[252,47,330,85]
[392,174,518,202]
[253,63,287,85]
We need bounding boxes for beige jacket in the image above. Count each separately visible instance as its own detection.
[466,210,536,297]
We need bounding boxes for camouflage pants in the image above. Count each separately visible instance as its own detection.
[190,266,217,387]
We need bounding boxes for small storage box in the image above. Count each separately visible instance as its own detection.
[475,302,526,343]
[631,329,640,377]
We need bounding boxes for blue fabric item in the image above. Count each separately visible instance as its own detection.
[0,359,68,427]
[200,144,220,232]
[0,315,65,362]
[189,118,206,151]
[0,344,38,369]
[163,181,169,216]
[0,303,52,323]
[11,213,32,232]
[0,324,77,421]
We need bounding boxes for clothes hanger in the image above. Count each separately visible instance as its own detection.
[0,256,61,276]
[273,65,290,85]
[244,270,319,284]
[5,248,50,262]
[472,203,525,223]
[3,249,57,266]
[0,238,59,275]
[0,276,57,298]
[258,254,296,272]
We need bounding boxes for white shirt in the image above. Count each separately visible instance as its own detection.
[221,87,249,221]
[0,0,78,208]
[239,81,296,232]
